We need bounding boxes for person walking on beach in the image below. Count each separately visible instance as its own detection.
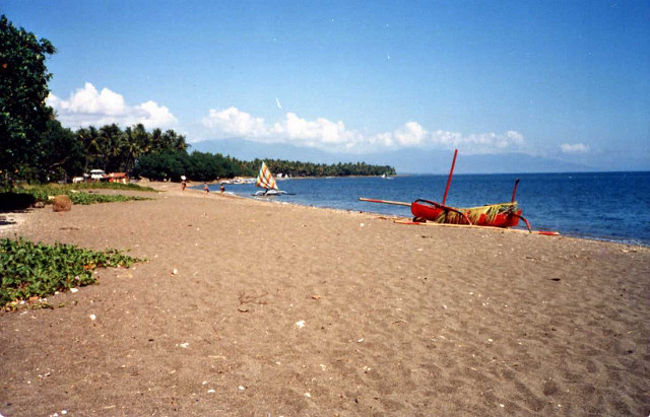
[220,183,225,193]
[203,183,209,193]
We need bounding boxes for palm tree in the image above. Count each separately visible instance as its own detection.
[77,126,101,173]
[122,124,149,175]
[98,124,122,171]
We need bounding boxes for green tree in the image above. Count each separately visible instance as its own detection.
[135,151,187,181]
[96,124,119,171]
[152,129,188,154]
[38,119,84,182]
[0,15,56,188]
[76,126,102,173]
[122,124,148,175]
[186,151,219,181]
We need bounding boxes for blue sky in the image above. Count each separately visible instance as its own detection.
[3,0,649,171]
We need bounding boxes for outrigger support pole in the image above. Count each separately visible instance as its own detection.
[511,178,520,202]
[442,149,458,205]
[512,212,532,233]
[358,197,411,207]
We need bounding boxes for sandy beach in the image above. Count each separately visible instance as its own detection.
[1,183,648,417]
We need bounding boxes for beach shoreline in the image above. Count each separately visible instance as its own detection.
[1,183,648,416]
[184,178,650,249]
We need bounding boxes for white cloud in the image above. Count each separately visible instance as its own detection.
[136,101,177,128]
[201,107,268,138]
[47,82,177,129]
[201,106,526,154]
[560,143,589,153]
[279,112,360,145]
[394,122,427,146]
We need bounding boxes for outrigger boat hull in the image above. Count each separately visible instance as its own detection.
[254,189,287,196]
[410,199,522,228]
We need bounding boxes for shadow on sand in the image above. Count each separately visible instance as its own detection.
[0,193,36,225]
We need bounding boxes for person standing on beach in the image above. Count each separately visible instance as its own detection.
[220,184,225,193]
[203,183,209,193]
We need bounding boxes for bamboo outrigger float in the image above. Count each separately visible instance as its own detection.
[360,149,532,232]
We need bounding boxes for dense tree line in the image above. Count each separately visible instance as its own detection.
[135,152,396,181]
[135,150,240,181]
[73,124,188,176]
[15,121,189,182]
[240,159,395,178]
[0,14,395,188]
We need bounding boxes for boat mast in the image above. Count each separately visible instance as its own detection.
[511,178,520,202]
[442,149,458,205]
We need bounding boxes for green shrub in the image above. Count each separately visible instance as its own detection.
[66,192,150,205]
[67,182,156,192]
[12,184,152,205]
[1,237,143,307]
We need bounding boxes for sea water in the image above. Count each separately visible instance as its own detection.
[212,172,650,246]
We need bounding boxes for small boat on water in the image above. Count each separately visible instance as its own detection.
[254,161,288,196]
[360,149,531,231]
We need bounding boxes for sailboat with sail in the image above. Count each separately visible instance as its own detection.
[254,161,288,196]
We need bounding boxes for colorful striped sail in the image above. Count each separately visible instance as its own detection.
[255,162,279,190]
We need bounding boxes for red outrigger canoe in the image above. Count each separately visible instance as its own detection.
[360,149,532,231]
[410,199,527,228]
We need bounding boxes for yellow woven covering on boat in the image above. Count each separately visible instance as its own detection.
[433,202,518,224]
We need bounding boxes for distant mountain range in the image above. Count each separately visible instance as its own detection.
[385,150,593,174]
[190,138,594,174]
